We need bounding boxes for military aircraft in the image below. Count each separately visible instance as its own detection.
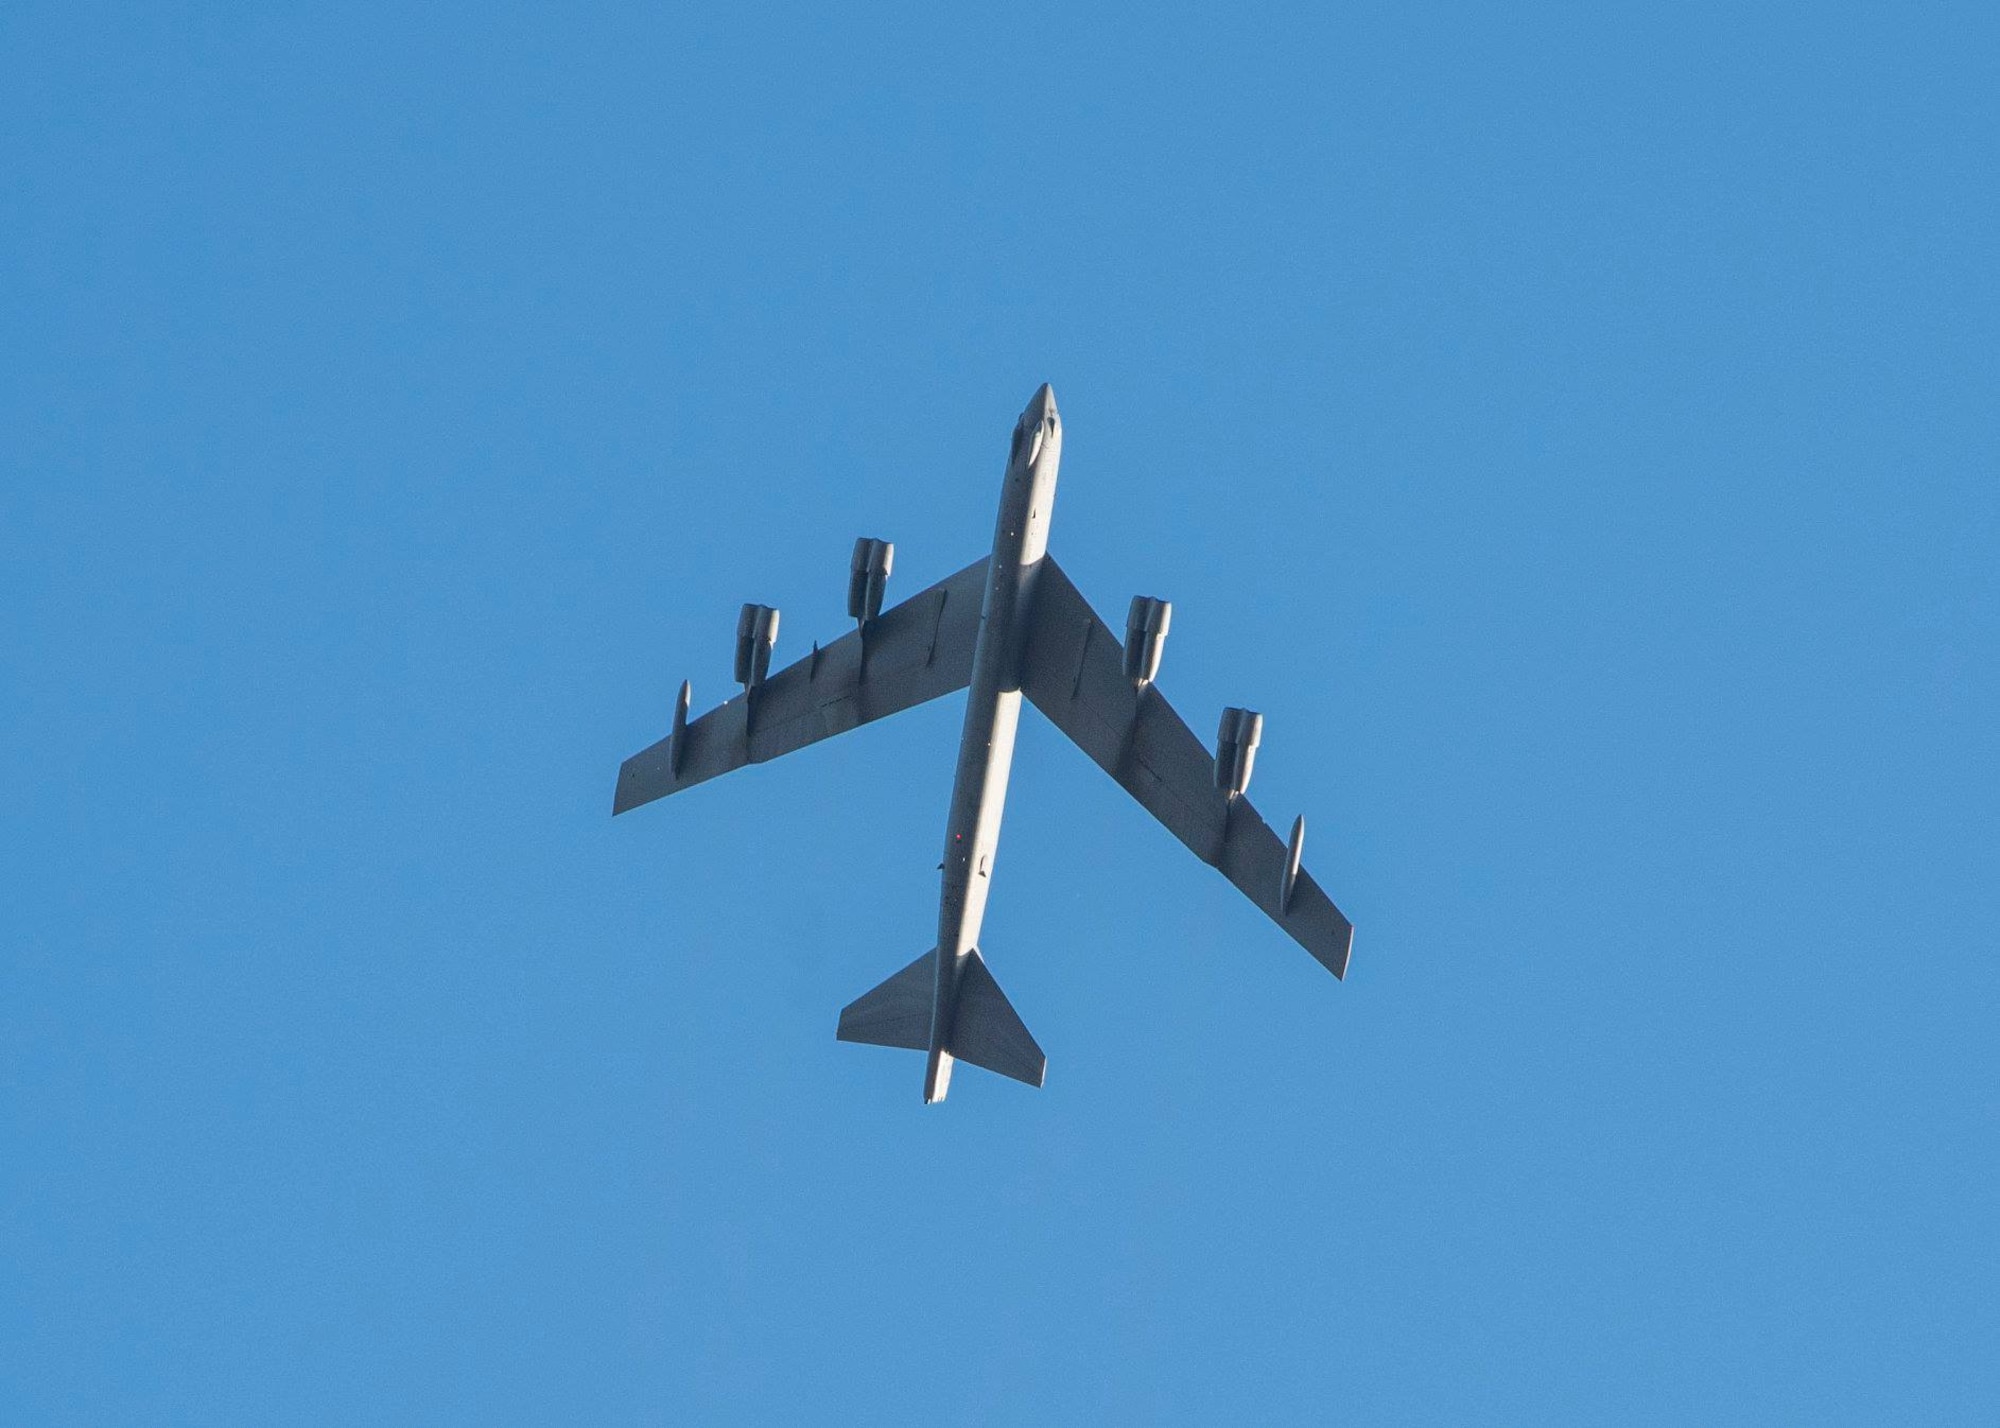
[613,384,1353,1102]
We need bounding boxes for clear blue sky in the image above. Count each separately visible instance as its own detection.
[4,3,1994,1422]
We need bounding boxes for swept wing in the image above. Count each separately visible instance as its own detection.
[1020,556,1354,978]
[614,556,989,814]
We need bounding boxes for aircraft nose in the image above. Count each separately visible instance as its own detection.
[1025,382,1058,424]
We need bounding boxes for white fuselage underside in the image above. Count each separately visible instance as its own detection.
[925,394,1062,1102]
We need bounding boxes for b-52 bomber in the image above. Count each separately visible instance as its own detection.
[613,384,1352,1102]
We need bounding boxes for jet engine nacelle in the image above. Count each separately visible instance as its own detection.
[1215,706,1263,798]
[847,538,895,624]
[734,603,780,688]
[1123,596,1172,686]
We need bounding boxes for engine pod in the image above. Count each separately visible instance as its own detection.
[846,537,894,624]
[1123,596,1172,685]
[1215,706,1263,798]
[734,603,780,688]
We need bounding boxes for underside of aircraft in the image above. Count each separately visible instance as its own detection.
[613,384,1352,1101]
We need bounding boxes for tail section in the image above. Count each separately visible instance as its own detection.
[835,951,933,1050]
[835,947,1046,1097]
[949,950,1046,1088]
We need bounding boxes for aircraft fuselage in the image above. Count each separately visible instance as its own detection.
[925,384,1064,1102]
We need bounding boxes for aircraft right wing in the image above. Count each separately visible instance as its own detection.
[614,556,989,815]
[1019,556,1353,978]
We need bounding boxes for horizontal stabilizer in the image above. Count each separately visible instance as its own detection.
[949,950,1047,1088]
[836,951,934,1051]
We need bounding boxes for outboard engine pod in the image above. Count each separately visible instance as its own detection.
[846,538,895,624]
[1215,706,1263,798]
[1123,596,1172,686]
[733,603,781,688]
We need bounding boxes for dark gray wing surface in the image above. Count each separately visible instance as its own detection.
[614,557,989,815]
[1020,556,1353,978]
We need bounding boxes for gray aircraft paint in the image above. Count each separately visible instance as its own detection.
[611,381,1353,1104]
[925,383,1062,1102]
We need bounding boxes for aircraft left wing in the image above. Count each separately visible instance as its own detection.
[1020,556,1353,978]
[614,556,989,815]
